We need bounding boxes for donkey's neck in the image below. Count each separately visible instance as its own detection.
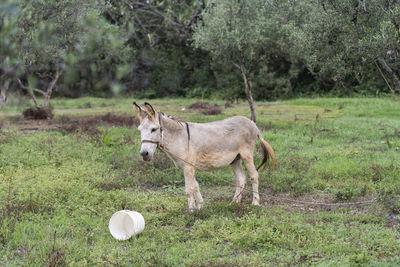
[159,113,189,156]
[159,113,185,131]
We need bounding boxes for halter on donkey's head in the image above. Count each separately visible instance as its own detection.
[133,102,190,160]
[133,102,164,161]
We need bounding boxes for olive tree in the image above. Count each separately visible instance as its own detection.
[291,0,400,96]
[14,0,130,108]
[15,0,84,108]
[0,0,20,108]
[193,0,289,122]
[114,0,205,48]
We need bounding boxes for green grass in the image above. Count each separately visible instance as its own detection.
[1,97,400,265]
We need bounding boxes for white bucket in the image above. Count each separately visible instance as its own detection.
[109,210,145,240]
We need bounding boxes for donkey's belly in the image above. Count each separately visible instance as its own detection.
[195,151,238,171]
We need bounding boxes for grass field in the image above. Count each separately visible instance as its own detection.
[0,97,399,266]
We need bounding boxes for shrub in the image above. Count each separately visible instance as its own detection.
[188,101,222,115]
[22,107,54,120]
[200,105,222,115]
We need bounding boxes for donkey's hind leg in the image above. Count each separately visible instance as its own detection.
[241,152,260,206]
[231,158,246,204]
[184,165,203,212]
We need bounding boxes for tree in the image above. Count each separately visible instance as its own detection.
[14,0,100,109]
[0,0,20,108]
[14,0,78,108]
[193,0,290,122]
[106,0,205,48]
[13,0,131,108]
[60,10,132,97]
[290,0,400,96]
[101,0,211,97]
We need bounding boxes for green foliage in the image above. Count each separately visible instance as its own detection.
[0,0,20,73]
[60,10,132,97]
[193,0,291,76]
[3,0,399,104]
[290,0,399,92]
[17,0,93,69]
[5,0,133,103]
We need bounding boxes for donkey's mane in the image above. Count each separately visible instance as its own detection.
[159,111,184,127]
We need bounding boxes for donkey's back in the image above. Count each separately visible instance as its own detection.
[190,116,259,147]
[188,116,260,171]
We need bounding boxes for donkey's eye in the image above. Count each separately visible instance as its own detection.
[151,128,157,133]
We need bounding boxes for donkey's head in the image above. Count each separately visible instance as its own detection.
[133,102,162,161]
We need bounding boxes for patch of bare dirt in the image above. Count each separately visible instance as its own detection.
[3,113,139,134]
[188,101,222,115]
[201,105,222,115]
[256,102,281,107]
[261,192,378,213]
[56,113,139,133]
[386,214,400,228]
[188,101,213,109]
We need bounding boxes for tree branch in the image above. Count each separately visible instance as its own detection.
[129,1,182,28]
[43,69,62,107]
[0,79,10,109]
[17,78,40,108]
[232,62,241,70]
[377,57,400,93]
[33,88,46,95]
[375,60,400,103]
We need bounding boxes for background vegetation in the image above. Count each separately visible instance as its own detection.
[1,0,399,106]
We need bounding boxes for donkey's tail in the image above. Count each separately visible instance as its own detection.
[256,131,276,170]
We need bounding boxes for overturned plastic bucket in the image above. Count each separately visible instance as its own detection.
[109,210,145,240]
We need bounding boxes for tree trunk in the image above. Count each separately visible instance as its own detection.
[234,63,257,122]
[0,79,10,109]
[43,70,61,108]
[243,72,257,123]
[17,70,62,108]
[17,78,40,108]
[377,57,400,93]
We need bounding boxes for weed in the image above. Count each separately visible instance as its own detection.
[335,186,360,201]
[45,231,67,267]
[84,102,92,108]
[380,191,400,214]
[271,173,312,196]
[0,183,22,246]
[0,131,15,144]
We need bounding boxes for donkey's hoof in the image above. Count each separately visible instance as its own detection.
[188,207,195,213]
[251,200,260,206]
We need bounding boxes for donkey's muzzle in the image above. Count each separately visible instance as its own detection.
[140,151,151,161]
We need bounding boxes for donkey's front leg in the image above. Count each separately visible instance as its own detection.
[184,166,203,212]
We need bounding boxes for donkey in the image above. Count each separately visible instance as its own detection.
[133,102,276,212]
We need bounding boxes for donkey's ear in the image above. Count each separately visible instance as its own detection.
[144,102,156,121]
[133,102,147,122]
